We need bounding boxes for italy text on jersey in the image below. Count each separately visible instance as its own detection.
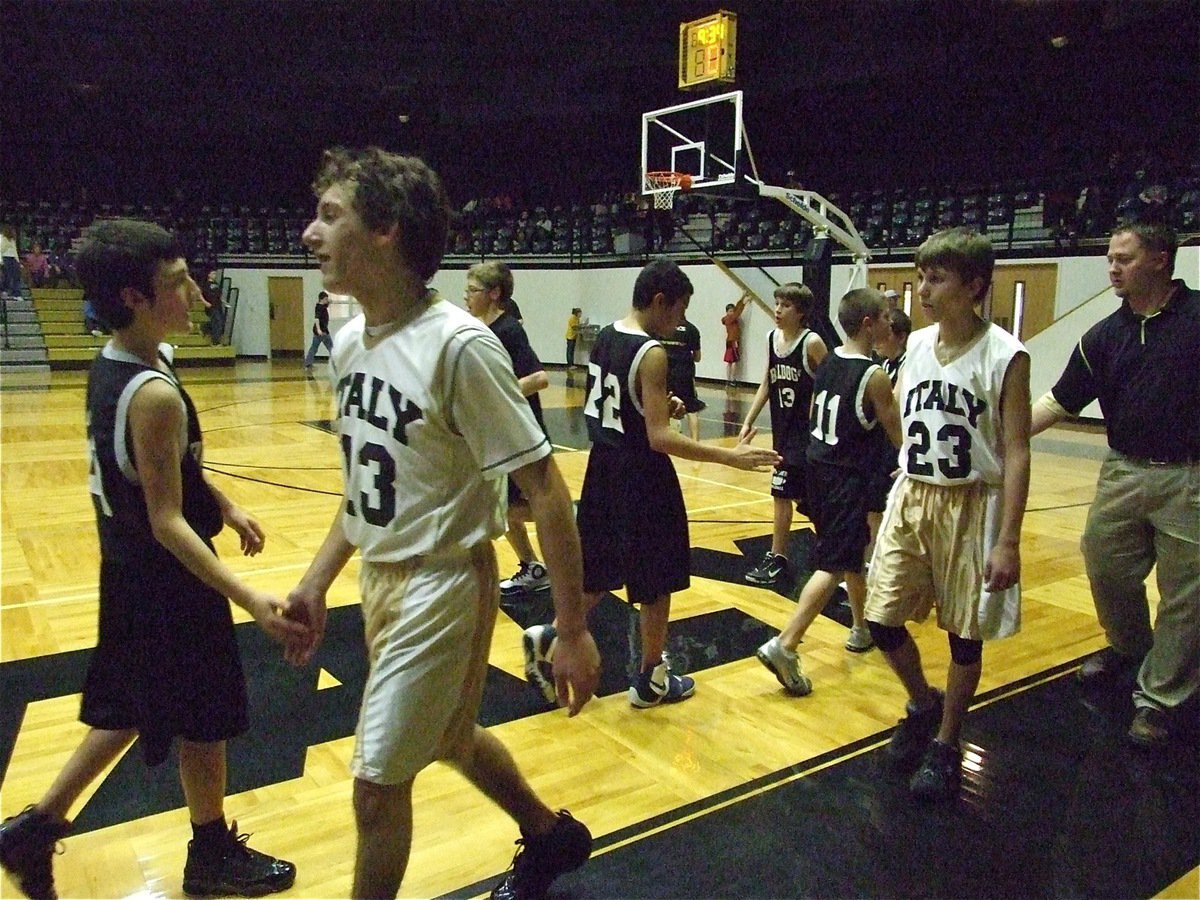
[335,370,425,527]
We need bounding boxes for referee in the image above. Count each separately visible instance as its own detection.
[1031,220,1199,749]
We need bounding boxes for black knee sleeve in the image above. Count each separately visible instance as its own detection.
[867,621,909,652]
[948,634,983,666]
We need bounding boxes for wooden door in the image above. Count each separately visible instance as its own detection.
[268,276,306,356]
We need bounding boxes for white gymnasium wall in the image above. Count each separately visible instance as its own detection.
[224,248,1200,424]
[228,261,805,381]
[222,268,328,357]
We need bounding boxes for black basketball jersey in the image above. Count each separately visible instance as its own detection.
[86,344,223,562]
[806,348,883,473]
[767,328,817,463]
[489,311,545,431]
[585,322,658,453]
[660,319,700,398]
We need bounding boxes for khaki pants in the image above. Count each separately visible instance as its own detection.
[1082,453,1200,711]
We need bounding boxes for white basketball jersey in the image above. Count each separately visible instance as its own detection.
[331,298,550,562]
[897,323,1026,487]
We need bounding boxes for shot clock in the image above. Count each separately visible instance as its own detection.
[678,10,737,90]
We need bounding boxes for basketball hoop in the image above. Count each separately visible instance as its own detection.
[645,171,693,210]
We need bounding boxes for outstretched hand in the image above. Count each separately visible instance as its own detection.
[729,428,782,471]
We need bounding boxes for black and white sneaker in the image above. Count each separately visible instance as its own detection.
[490,811,592,900]
[745,552,787,586]
[522,624,558,705]
[182,821,295,898]
[501,561,551,596]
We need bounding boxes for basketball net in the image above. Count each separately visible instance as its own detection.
[645,172,688,210]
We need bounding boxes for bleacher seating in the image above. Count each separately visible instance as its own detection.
[4,165,1197,277]
[31,288,235,370]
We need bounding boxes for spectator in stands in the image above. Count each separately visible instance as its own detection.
[201,271,227,345]
[83,297,106,336]
[0,224,22,297]
[22,243,53,287]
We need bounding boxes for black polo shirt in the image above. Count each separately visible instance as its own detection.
[1050,279,1200,463]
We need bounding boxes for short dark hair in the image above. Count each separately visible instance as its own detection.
[76,219,183,330]
[915,227,995,303]
[887,307,912,338]
[1113,221,1178,271]
[633,258,692,310]
[312,147,450,283]
[774,282,815,319]
[837,287,887,337]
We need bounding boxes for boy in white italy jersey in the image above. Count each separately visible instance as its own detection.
[864,227,1031,804]
[287,148,599,900]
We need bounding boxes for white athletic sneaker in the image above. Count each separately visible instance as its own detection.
[845,624,875,653]
[755,636,812,696]
[500,561,551,596]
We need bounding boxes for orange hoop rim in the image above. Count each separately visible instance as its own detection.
[645,171,692,192]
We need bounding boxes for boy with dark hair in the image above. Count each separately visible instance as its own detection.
[523,258,779,709]
[464,260,553,598]
[757,288,902,692]
[739,282,828,586]
[303,289,333,376]
[865,227,1031,802]
[0,219,304,900]
[288,147,600,900]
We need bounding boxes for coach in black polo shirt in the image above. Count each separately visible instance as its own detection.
[1031,221,1199,749]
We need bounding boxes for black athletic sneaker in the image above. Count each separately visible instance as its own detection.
[490,811,592,900]
[182,821,296,898]
[909,739,963,802]
[745,552,787,586]
[0,806,69,900]
[1076,646,1143,688]
[884,689,945,772]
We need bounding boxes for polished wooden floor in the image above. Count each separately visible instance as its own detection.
[1,361,1194,899]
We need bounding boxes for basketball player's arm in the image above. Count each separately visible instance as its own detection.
[865,368,903,449]
[129,380,308,648]
[205,479,265,556]
[738,359,772,441]
[642,346,780,469]
[284,502,356,666]
[805,332,828,372]
[517,370,549,397]
[986,352,1032,592]
[510,455,600,716]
